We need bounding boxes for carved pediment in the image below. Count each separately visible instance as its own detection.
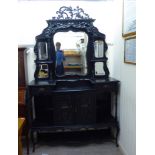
[52,6,91,20]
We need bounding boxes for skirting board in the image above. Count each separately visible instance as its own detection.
[118,141,128,155]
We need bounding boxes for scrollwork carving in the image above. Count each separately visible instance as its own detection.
[39,20,95,38]
[52,6,91,20]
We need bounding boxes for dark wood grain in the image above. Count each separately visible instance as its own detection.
[18,48,26,87]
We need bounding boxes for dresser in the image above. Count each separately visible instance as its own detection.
[26,6,120,152]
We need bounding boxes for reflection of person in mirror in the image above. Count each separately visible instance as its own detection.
[55,42,65,75]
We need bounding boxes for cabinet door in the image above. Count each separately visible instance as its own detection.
[34,95,53,125]
[75,92,96,124]
[53,94,74,125]
[96,92,111,122]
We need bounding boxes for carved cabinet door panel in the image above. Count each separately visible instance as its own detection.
[96,92,111,122]
[75,91,96,124]
[34,95,53,125]
[52,94,74,125]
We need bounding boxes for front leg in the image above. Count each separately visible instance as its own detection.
[115,122,120,147]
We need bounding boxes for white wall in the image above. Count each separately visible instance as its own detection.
[24,47,36,83]
[108,1,136,155]
[18,1,136,155]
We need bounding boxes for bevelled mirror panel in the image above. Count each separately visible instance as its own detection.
[54,31,88,76]
[38,42,48,60]
[95,62,105,75]
[38,64,49,78]
[94,40,104,58]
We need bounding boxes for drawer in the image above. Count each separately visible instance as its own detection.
[29,86,52,95]
[96,83,118,92]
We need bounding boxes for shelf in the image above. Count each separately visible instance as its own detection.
[35,60,53,64]
[31,117,117,132]
[64,54,81,57]
[64,66,83,69]
[91,58,107,62]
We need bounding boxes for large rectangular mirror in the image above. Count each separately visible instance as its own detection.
[54,31,88,76]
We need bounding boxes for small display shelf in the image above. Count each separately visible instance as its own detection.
[64,66,82,69]
[64,53,81,57]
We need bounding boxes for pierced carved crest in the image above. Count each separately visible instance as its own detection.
[52,6,91,20]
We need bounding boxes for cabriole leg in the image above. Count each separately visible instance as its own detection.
[116,123,120,147]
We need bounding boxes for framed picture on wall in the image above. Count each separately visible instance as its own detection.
[124,36,136,64]
[122,0,136,37]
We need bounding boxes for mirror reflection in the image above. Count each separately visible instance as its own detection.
[38,64,49,78]
[94,40,104,58]
[38,42,48,60]
[54,31,88,76]
[95,62,105,75]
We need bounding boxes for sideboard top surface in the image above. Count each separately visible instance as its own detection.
[28,77,119,87]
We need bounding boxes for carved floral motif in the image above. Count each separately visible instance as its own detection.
[52,6,91,20]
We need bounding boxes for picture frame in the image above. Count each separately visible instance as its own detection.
[124,36,136,64]
[122,0,136,37]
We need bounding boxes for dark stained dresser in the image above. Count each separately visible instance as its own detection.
[26,6,120,152]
